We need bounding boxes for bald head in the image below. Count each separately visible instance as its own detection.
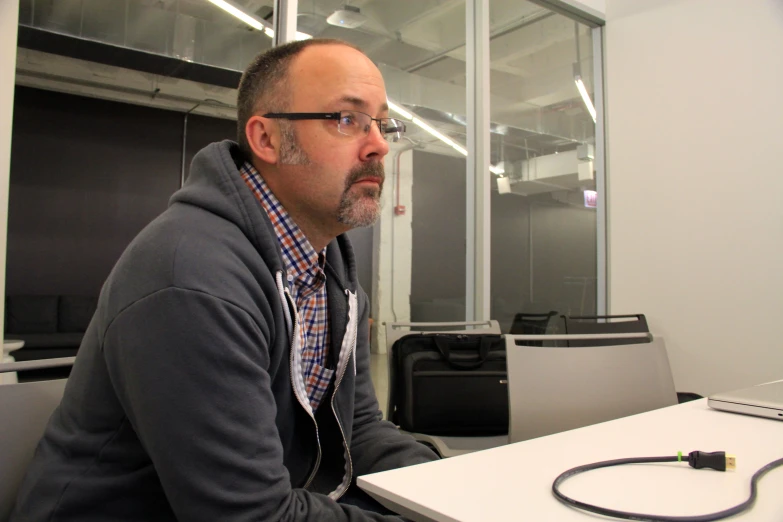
[286,44,387,121]
[236,39,369,158]
[239,40,392,251]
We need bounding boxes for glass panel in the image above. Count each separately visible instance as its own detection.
[236,29,274,72]
[20,0,275,70]
[29,0,85,35]
[297,0,469,324]
[18,0,33,26]
[126,3,176,56]
[489,0,598,334]
[80,0,127,45]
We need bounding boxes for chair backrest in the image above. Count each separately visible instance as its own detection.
[505,333,677,443]
[508,312,558,346]
[0,359,72,521]
[385,320,501,353]
[562,314,649,347]
[383,321,501,420]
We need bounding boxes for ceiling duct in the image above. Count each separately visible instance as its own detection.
[505,150,594,196]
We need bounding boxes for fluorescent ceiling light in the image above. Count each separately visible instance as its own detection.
[412,117,468,156]
[205,0,311,40]
[389,98,465,153]
[387,100,413,120]
[575,75,597,123]
[388,98,503,174]
[278,29,312,40]
[489,163,505,176]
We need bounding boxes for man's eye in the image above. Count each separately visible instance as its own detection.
[340,114,357,126]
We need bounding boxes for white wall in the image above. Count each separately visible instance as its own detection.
[0,0,20,336]
[605,0,783,395]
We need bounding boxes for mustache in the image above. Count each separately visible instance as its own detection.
[345,162,385,189]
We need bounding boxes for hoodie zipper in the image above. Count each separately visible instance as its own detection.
[276,272,322,490]
[327,289,358,500]
[276,272,358,498]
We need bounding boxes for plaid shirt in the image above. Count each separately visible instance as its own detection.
[240,162,333,412]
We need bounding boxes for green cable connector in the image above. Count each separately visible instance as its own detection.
[678,451,683,462]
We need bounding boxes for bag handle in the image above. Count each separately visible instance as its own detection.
[432,336,492,370]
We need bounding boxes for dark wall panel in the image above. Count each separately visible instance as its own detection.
[489,196,597,331]
[183,114,236,181]
[529,203,597,316]
[6,87,375,303]
[410,151,467,321]
[489,190,531,329]
[7,87,218,296]
[409,149,597,328]
[345,227,374,303]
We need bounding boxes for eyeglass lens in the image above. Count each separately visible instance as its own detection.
[338,111,405,143]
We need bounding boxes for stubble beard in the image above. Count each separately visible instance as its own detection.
[337,161,384,228]
[279,121,311,166]
[279,123,384,229]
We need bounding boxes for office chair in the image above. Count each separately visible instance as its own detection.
[384,321,507,458]
[562,314,649,346]
[0,357,74,522]
[562,315,703,403]
[505,333,678,443]
[508,311,559,346]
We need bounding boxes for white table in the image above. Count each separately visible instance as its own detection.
[358,399,783,521]
[1,340,25,385]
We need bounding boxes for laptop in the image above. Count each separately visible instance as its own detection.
[708,381,783,421]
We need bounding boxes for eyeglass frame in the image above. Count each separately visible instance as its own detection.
[261,111,407,141]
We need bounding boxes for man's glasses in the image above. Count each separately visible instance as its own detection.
[262,110,406,143]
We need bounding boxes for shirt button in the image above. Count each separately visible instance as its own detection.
[287,274,294,282]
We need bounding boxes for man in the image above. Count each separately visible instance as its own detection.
[12,38,437,521]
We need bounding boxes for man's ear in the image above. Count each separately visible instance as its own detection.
[246,115,279,164]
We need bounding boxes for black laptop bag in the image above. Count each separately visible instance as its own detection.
[389,333,508,436]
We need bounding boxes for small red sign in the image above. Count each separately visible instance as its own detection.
[584,190,597,208]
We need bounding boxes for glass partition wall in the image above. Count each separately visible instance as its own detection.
[487,2,601,332]
[18,0,275,69]
[15,0,603,341]
[293,0,604,335]
[296,0,471,326]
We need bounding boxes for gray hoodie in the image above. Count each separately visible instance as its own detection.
[11,141,437,521]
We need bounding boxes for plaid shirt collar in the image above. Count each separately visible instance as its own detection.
[239,161,326,283]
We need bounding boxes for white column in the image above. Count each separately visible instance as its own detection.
[593,26,607,315]
[465,0,491,321]
[372,147,414,354]
[273,0,298,45]
[0,0,20,336]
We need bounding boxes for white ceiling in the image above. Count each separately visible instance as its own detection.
[16,0,598,163]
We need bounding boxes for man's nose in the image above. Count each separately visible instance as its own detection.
[360,122,390,161]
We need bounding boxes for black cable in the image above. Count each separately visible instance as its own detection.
[552,451,783,522]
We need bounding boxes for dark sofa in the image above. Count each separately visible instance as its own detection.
[4,295,97,379]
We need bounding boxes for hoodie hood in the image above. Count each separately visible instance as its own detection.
[170,139,361,291]
[171,140,285,275]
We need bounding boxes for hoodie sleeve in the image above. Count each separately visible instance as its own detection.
[348,290,440,478]
[102,287,405,522]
